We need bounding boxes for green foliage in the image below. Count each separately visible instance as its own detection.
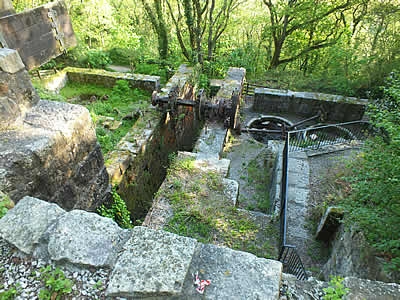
[38,266,73,300]
[84,50,112,69]
[107,48,137,66]
[0,194,13,219]
[0,286,19,300]
[58,81,150,154]
[98,187,133,229]
[341,72,400,272]
[323,276,349,300]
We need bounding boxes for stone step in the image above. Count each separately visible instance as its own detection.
[107,226,282,299]
[178,151,231,177]
[180,243,282,299]
[106,226,198,298]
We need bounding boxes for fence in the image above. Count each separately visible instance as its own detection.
[277,120,374,280]
[287,120,372,152]
[278,136,308,280]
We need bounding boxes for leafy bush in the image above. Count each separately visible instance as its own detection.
[110,80,130,102]
[84,50,112,69]
[98,187,133,229]
[341,71,400,272]
[323,276,349,300]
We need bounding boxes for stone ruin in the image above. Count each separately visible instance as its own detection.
[0,1,109,211]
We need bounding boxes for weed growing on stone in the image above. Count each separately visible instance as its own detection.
[38,266,73,300]
[98,187,133,229]
[322,276,349,300]
[0,193,13,219]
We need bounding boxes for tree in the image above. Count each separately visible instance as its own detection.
[165,0,243,64]
[262,0,356,69]
[141,0,169,60]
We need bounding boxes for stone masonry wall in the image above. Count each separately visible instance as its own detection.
[0,49,110,211]
[253,88,367,122]
[0,1,76,70]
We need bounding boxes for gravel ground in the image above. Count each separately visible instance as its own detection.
[0,238,111,299]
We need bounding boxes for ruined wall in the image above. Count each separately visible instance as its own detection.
[0,49,110,211]
[253,88,367,122]
[110,65,201,222]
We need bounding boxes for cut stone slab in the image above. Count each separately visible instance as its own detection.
[106,226,198,298]
[181,243,282,299]
[47,210,130,268]
[178,151,231,177]
[194,123,227,159]
[315,206,344,242]
[343,277,400,300]
[0,196,65,254]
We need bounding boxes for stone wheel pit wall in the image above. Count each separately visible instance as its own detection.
[253,88,368,123]
[105,65,203,222]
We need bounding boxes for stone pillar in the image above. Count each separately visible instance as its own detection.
[0,0,15,17]
[0,48,39,130]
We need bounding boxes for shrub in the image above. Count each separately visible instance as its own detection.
[323,276,349,300]
[341,71,400,272]
[85,50,111,69]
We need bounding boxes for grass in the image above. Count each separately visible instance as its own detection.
[161,155,278,259]
[33,80,151,155]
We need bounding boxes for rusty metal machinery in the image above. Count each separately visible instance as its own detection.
[151,88,241,129]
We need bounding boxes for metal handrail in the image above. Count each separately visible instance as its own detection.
[278,135,308,280]
[287,120,372,152]
[278,120,374,280]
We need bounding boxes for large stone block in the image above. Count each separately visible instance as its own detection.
[106,226,198,298]
[180,243,282,299]
[0,48,24,73]
[0,100,110,211]
[0,196,65,254]
[47,210,130,267]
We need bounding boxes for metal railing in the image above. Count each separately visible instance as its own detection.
[243,82,268,96]
[278,136,308,280]
[287,120,372,152]
[279,245,308,280]
[278,120,374,280]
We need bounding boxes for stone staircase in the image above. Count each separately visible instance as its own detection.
[0,196,283,299]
